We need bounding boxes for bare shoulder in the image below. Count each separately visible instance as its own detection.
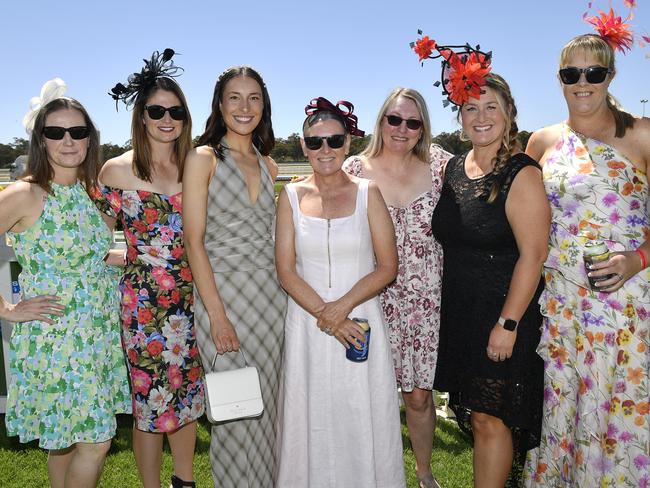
[263,155,279,180]
[263,155,278,173]
[366,180,387,203]
[99,151,134,187]
[0,180,41,205]
[630,117,650,154]
[0,181,45,231]
[185,145,218,178]
[525,124,562,162]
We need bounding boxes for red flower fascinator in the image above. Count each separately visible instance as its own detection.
[304,97,365,136]
[585,7,634,52]
[411,31,492,110]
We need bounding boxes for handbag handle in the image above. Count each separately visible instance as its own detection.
[210,348,250,372]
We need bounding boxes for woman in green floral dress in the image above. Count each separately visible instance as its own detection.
[0,95,131,488]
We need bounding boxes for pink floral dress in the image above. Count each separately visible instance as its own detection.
[343,144,452,390]
[524,125,650,487]
[93,186,205,432]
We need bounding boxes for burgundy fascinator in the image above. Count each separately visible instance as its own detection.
[304,97,365,136]
[411,31,492,110]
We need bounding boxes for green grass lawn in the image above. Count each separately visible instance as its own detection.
[0,413,473,487]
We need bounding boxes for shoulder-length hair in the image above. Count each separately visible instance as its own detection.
[26,97,100,194]
[560,34,634,138]
[196,66,275,159]
[131,77,193,182]
[361,87,432,162]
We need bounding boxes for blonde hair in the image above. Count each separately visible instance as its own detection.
[560,34,634,138]
[361,87,432,161]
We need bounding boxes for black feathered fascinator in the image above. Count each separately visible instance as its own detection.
[109,48,182,110]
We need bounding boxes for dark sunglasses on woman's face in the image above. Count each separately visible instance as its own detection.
[304,134,346,150]
[42,126,89,140]
[384,114,423,130]
[558,66,611,85]
[145,105,187,120]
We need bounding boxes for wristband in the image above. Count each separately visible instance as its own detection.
[636,248,648,269]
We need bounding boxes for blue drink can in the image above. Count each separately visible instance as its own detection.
[11,281,21,304]
[346,317,370,362]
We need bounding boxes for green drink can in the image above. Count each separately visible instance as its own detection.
[583,240,615,289]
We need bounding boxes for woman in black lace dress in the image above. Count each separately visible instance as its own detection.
[421,45,550,485]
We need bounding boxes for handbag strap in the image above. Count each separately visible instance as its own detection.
[210,348,249,372]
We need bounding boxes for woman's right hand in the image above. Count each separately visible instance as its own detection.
[211,317,241,354]
[327,318,367,349]
[0,295,64,324]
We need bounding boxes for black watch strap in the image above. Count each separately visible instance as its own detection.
[498,316,518,331]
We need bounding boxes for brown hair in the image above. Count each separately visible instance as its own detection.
[459,73,521,204]
[560,34,634,138]
[130,77,193,182]
[361,87,432,162]
[26,97,100,194]
[197,66,275,159]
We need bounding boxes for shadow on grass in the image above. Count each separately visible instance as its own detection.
[0,414,214,455]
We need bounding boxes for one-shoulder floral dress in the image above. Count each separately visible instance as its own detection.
[6,182,131,449]
[93,186,205,432]
[524,125,650,487]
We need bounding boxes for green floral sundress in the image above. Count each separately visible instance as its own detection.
[5,182,131,449]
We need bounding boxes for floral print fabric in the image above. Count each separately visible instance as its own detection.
[343,144,452,390]
[5,182,131,449]
[93,186,204,432]
[524,125,650,487]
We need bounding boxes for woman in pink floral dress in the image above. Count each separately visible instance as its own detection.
[344,87,451,488]
[523,32,650,487]
[93,51,204,488]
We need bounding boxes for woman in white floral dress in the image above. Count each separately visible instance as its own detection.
[524,33,650,487]
[344,87,451,488]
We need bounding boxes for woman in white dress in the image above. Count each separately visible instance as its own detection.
[275,97,405,487]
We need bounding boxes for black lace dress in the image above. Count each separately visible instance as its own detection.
[431,152,544,460]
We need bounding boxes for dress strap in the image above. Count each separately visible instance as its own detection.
[357,178,370,214]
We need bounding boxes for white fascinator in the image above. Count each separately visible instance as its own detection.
[22,78,67,135]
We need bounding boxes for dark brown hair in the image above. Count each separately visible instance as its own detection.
[26,97,100,194]
[131,77,193,182]
[197,66,275,159]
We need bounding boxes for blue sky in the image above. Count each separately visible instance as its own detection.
[2,0,649,145]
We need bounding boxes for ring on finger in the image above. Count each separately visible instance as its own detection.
[615,273,623,281]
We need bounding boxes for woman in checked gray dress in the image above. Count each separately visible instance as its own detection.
[183,66,285,487]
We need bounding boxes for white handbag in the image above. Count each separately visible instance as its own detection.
[204,348,264,423]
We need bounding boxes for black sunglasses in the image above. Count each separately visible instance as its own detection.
[42,126,89,140]
[144,105,187,120]
[304,134,346,150]
[384,114,423,130]
[558,66,611,85]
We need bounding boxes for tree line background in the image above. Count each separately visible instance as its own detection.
[0,131,532,170]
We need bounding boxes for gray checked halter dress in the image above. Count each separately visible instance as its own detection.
[193,142,286,488]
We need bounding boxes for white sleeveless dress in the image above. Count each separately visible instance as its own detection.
[276,179,405,488]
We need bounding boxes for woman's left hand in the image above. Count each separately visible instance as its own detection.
[486,324,516,362]
[589,251,642,293]
[316,299,352,333]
